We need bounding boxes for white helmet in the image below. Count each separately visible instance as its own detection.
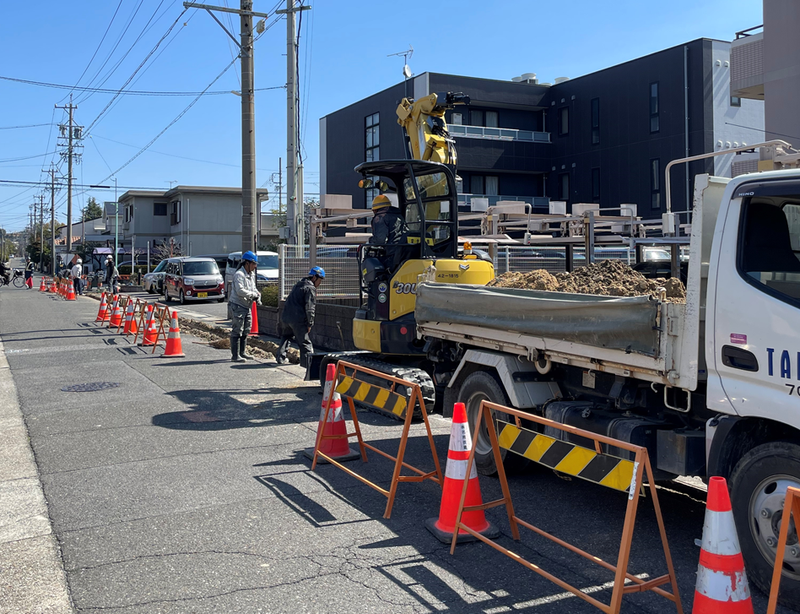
[76,258,82,264]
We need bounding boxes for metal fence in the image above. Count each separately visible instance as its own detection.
[279,244,361,300]
[278,244,636,301]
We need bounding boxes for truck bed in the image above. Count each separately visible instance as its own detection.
[415,282,696,389]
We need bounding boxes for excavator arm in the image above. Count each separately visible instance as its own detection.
[396,92,469,171]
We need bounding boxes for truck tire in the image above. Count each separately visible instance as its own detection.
[459,370,529,476]
[729,441,800,608]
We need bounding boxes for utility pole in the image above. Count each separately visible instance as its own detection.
[39,194,44,272]
[56,98,81,253]
[183,1,271,253]
[276,0,309,245]
[45,166,57,275]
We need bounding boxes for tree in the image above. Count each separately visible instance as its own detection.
[82,197,104,221]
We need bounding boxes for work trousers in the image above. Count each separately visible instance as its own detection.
[230,302,252,336]
[277,321,313,368]
[73,278,82,295]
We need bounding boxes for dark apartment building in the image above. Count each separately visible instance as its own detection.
[320,38,763,221]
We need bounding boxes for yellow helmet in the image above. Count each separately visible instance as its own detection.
[371,194,391,210]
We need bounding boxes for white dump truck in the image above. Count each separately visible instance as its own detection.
[415,157,800,604]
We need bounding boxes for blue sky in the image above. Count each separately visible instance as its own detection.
[0,0,762,231]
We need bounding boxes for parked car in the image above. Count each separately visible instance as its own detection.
[163,257,225,304]
[224,251,279,299]
[143,259,168,294]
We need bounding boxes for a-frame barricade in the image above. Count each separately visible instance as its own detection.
[115,295,130,333]
[767,486,800,614]
[451,400,683,614]
[311,360,443,519]
[149,303,170,353]
[126,298,144,339]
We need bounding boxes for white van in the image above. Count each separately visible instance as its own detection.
[224,251,279,299]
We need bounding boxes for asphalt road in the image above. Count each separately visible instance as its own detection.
[0,275,792,613]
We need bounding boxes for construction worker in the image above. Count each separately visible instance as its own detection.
[229,250,261,362]
[277,267,324,368]
[105,256,119,293]
[369,194,405,245]
[24,257,34,289]
[71,258,84,296]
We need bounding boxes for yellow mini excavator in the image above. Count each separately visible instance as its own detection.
[315,92,495,412]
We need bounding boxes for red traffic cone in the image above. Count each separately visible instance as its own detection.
[162,311,185,357]
[39,278,46,292]
[95,293,108,322]
[249,301,259,336]
[692,476,753,614]
[304,363,360,462]
[66,281,76,301]
[122,301,135,335]
[140,305,158,346]
[26,276,33,289]
[108,295,122,327]
[49,278,56,293]
[426,402,500,543]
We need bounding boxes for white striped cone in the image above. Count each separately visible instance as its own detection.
[95,293,108,321]
[162,311,185,357]
[108,296,122,327]
[140,305,158,346]
[426,402,499,543]
[122,302,135,335]
[693,476,753,614]
[304,363,359,462]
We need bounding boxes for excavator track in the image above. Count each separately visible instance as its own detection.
[320,353,435,421]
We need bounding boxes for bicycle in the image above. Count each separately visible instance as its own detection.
[0,269,25,288]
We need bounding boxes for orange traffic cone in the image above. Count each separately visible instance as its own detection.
[95,293,108,322]
[108,295,122,327]
[249,301,259,336]
[692,476,753,614]
[305,363,360,462]
[128,303,139,336]
[162,311,185,357]
[122,301,135,335]
[140,305,158,346]
[39,278,46,292]
[48,278,56,293]
[66,281,76,301]
[426,402,499,543]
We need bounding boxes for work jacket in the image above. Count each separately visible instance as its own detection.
[370,207,405,245]
[281,278,316,327]
[230,266,260,309]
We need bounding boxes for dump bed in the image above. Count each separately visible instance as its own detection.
[415,281,698,390]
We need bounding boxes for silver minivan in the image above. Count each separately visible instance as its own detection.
[224,251,279,299]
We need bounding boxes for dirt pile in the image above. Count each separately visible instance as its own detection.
[182,320,300,363]
[488,259,686,302]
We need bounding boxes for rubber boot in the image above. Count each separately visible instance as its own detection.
[230,335,245,362]
[239,336,253,360]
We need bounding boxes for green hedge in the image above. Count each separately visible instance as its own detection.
[261,285,279,307]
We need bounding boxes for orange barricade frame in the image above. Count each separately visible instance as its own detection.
[149,303,170,352]
[311,360,443,519]
[451,400,683,614]
[125,298,145,339]
[767,486,800,614]
[115,295,131,333]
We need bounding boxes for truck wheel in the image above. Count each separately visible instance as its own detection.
[459,370,529,476]
[729,441,800,607]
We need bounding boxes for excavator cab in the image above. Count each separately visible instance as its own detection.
[353,159,494,355]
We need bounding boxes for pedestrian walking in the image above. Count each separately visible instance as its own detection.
[277,267,324,368]
[24,257,34,289]
[71,258,84,295]
[228,250,262,362]
[105,256,119,294]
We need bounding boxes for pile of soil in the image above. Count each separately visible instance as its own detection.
[182,320,301,363]
[487,259,686,302]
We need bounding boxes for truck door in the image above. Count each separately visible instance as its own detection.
[710,178,800,431]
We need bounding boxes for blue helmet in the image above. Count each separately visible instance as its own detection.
[242,250,257,263]
[309,266,325,279]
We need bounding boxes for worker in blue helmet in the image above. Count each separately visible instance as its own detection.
[277,266,325,367]
[228,250,262,362]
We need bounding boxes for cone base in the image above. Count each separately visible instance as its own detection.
[425,517,500,544]
[162,352,186,358]
[303,446,361,463]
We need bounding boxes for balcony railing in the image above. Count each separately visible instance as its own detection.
[450,124,550,143]
[457,193,550,210]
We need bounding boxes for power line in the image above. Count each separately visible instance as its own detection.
[0,123,54,130]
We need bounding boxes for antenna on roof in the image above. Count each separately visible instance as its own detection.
[388,45,414,97]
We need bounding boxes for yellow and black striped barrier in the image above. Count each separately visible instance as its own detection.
[335,376,407,418]
[496,423,636,493]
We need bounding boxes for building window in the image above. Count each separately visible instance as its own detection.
[485,176,499,196]
[366,187,379,208]
[154,202,167,216]
[471,175,485,195]
[559,107,569,136]
[591,168,600,202]
[591,98,600,145]
[559,173,570,201]
[731,95,742,107]
[485,111,498,128]
[124,205,132,223]
[451,112,463,125]
[365,112,379,162]
[470,109,484,126]
[170,200,181,225]
[649,82,660,133]
[650,159,661,210]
